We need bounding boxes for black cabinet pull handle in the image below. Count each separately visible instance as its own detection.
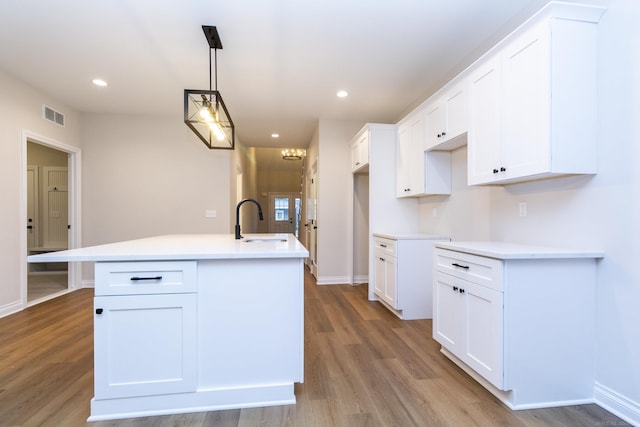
[379,257,385,261]
[437,133,442,138]
[380,244,387,248]
[96,308,103,315]
[493,168,499,174]
[459,288,465,294]
[130,276,163,281]
[453,286,458,291]
[500,166,506,172]
[451,263,470,269]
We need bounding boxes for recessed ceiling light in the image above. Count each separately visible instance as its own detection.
[92,78,108,87]
[337,90,348,98]
[271,133,280,138]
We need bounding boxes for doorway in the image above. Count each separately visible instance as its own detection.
[268,192,301,237]
[306,163,318,278]
[21,132,81,307]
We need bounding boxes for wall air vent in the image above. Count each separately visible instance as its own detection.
[43,105,65,127]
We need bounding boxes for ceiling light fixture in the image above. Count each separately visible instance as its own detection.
[282,148,306,160]
[337,90,348,98]
[184,26,235,150]
[92,78,108,87]
[271,133,280,138]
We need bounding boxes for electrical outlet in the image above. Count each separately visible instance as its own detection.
[518,202,527,217]
[205,210,217,218]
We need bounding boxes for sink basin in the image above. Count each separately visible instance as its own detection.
[243,238,287,243]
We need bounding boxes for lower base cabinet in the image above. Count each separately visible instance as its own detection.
[93,293,197,399]
[433,270,503,388]
[433,243,602,409]
[373,234,449,320]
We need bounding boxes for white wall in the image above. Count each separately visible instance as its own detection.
[418,0,640,421]
[80,113,233,282]
[315,119,364,284]
[0,70,82,317]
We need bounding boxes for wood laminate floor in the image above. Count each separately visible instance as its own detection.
[0,269,631,426]
[27,272,68,302]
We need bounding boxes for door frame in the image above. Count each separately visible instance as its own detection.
[20,130,82,307]
[267,192,301,235]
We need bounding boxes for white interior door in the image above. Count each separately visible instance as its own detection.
[307,165,318,277]
[26,166,38,249]
[268,192,301,235]
[42,166,68,249]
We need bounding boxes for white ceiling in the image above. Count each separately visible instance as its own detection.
[0,0,554,148]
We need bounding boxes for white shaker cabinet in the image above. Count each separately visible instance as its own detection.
[373,238,397,308]
[351,128,369,173]
[433,250,504,389]
[93,261,198,399]
[468,4,603,185]
[424,79,468,151]
[373,234,449,319]
[433,242,603,409]
[396,109,451,198]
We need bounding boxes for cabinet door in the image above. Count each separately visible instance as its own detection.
[468,55,503,185]
[374,252,397,308]
[94,294,197,399]
[397,111,425,197]
[396,122,412,197]
[443,81,468,142]
[408,115,425,195]
[383,256,397,307]
[351,131,369,172]
[433,271,464,355]
[425,101,445,150]
[463,281,504,389]
[374,253,386,297]
[502,21,551,180]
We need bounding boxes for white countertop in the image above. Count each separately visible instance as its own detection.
[27,234,309,262]
[434,241,604,260]
[374,232,450,241]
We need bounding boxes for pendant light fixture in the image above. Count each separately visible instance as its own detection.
[184,26,235,150]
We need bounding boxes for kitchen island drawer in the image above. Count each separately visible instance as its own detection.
[95,261,197,295]
[434,248,503,291]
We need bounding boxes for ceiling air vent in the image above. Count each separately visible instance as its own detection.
[43,105,65,127]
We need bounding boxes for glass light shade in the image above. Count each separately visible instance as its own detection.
[184,89,234,149]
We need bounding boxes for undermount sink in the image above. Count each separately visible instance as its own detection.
[243,238,287,243]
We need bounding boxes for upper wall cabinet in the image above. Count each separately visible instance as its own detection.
[424,79,468,151]
[468,3,605,185]
[351,127,370,173]
[396,108,451,198]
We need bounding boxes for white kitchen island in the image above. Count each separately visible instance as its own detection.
[28,234,309,421]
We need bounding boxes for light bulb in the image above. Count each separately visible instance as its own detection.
[208,122,226,141]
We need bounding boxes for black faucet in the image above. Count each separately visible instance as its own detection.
[235,198,264,239]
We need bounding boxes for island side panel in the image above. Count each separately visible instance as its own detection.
[197,257,304,389]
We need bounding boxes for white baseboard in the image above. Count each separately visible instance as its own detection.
[0,300,23,319]
[82,280,95,288]
[352,274,368,285]
[595,382,640,426]
[315,276,351,285]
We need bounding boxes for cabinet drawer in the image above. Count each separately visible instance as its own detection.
[95,261,197,295]
[434,249,503,291]
[373,237,396,256]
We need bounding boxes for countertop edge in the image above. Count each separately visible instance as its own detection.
[434,241,605,260]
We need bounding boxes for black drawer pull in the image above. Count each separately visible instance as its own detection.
[451,263,470,270]
[130,276,163,281]
[380,244,387,248]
